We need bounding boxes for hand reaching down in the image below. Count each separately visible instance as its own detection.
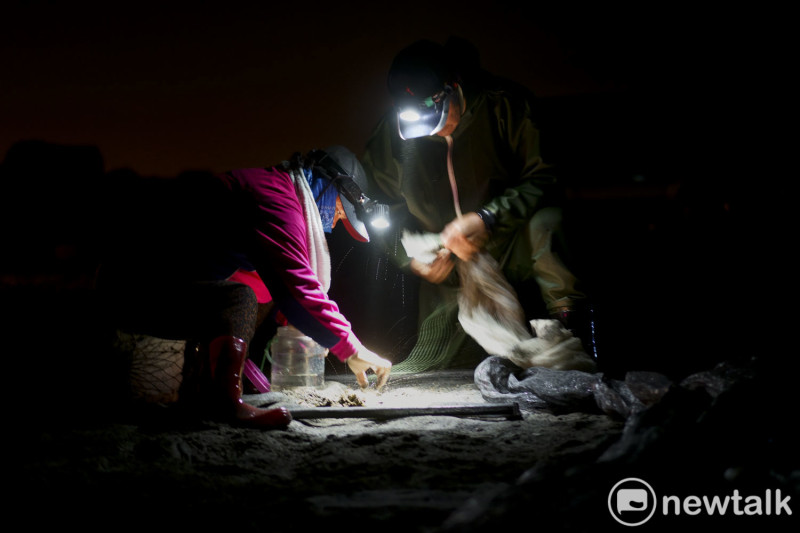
[346,345,392,389]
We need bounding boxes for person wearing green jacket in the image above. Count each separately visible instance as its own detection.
[361,38,594,372]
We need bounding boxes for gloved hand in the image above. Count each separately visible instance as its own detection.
[440,212,488,261]
[346,344,392,389]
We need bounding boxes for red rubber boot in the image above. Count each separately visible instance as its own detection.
[207,336,292,429]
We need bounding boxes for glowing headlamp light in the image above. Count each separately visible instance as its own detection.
[398,109,421,122]
[395,89,451,140]
[334,174,391,229]
[309,148,391,233]
[367,203,390,229]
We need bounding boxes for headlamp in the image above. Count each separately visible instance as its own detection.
[309,149,391,233]
[395,87,452,140]
[333,173,391,230]
[368,203,390,229]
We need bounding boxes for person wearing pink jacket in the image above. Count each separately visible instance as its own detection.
[97,146,392,429]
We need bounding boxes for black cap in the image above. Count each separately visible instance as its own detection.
[388,40,453,99]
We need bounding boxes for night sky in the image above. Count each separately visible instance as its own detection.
[1,1,755,178]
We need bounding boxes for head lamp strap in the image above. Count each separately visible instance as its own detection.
[334,175,370,209]
[308,163,363,209]
[308,149,377,215]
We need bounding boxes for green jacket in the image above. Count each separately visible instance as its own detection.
[361,78,559,270]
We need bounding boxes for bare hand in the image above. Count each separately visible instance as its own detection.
[409,249,454,284]
[346,345,392,389]
[440,213,488,261]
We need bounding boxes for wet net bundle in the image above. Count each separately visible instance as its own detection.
[401,230,596,373]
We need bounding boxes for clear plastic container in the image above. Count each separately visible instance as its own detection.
[269,326,327,389]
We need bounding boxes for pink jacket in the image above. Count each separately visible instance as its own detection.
[218,166,359,362]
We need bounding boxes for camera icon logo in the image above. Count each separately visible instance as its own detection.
[608,478,657,526]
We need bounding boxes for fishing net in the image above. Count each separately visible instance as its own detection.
[401,230,596,372]
[113,330,186,404]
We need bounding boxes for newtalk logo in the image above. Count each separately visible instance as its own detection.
[608,478,793,526]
